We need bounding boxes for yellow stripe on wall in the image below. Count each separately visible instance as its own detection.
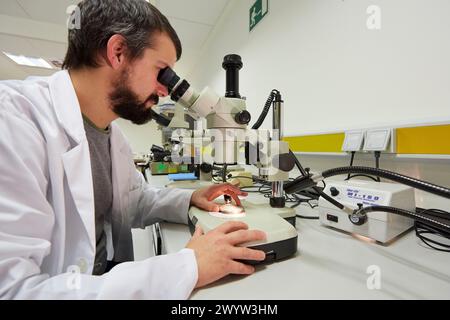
[283,133,345,153]
[396,124,450,154]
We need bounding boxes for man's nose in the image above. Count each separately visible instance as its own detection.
[156,82,169,97]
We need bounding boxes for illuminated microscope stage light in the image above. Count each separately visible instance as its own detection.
[209,204,246,218]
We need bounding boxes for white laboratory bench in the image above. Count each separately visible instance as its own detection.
[142,174,450,300]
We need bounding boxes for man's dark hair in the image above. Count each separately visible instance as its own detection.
[63,0,182,69]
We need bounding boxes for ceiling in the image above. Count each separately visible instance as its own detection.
[0,0,230,80]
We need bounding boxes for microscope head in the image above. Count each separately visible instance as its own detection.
[157,55,250,124]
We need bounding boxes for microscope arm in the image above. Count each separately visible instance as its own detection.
[150,108,171,127]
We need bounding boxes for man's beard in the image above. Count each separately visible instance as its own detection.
[109,70,159,125]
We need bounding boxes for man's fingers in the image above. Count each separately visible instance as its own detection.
[206,188,235,201]
[206,187,247,203]
[192,226,204,238]
[201,200,220,212]
[223,183,248,196]
[215,221,248,234]
[229,193,242,207]
[230,246,266,262]
[225,182,248,195]
[228,261,256,275]
[226,229,266,246]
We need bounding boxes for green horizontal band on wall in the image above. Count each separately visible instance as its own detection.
[396,124,450,155]
[283,133,345,153]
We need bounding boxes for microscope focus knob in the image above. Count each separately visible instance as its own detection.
[330,187,339,197]
[200,163,212,173]
[235,110,251,125]
[276,153,296,172]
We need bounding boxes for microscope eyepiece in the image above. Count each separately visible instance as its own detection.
[157,67,180,92]
[222,54,243,99]
[157,67,192,103]
[171,80,191,102]
[222,54,243,70]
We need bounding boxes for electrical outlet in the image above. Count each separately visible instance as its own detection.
[342,131,365,151]
[363,128,392,151]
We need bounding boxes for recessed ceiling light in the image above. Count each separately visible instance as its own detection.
[3,52,55,69]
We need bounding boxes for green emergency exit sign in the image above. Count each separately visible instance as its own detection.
[249,0,269,31]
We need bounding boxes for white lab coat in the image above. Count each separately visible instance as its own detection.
[0,70,198,299]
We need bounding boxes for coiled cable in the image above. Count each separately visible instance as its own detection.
[251,89,280,130]
[354,205,450,233]
[354,206,450,252]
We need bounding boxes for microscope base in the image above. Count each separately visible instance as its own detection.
[269,205,296,227]
[188,201,298,264]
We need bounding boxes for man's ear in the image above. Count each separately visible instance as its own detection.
[106,34,128,70]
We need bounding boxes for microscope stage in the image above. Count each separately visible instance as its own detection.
[188,200,298,264]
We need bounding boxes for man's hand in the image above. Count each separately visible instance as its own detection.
[190,183,248,212]
[186,221,266,288]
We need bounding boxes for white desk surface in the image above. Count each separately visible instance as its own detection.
[147,174,450,300]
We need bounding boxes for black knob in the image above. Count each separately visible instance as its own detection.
[200,163,212,173]
[349,203,367,225]
[273,153,295,172]
[349,213,367,226]
[330,187,339,197]
[235,110,251,125]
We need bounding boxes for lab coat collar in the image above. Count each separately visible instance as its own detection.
[48,70,85,144]
[49,70,96,251]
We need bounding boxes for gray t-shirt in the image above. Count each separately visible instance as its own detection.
[82,115,113,275]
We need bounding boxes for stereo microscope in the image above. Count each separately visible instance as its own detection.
[157,54,298,263]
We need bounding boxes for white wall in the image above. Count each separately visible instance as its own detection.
[114,118,162,155]
[188,0,450,136]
